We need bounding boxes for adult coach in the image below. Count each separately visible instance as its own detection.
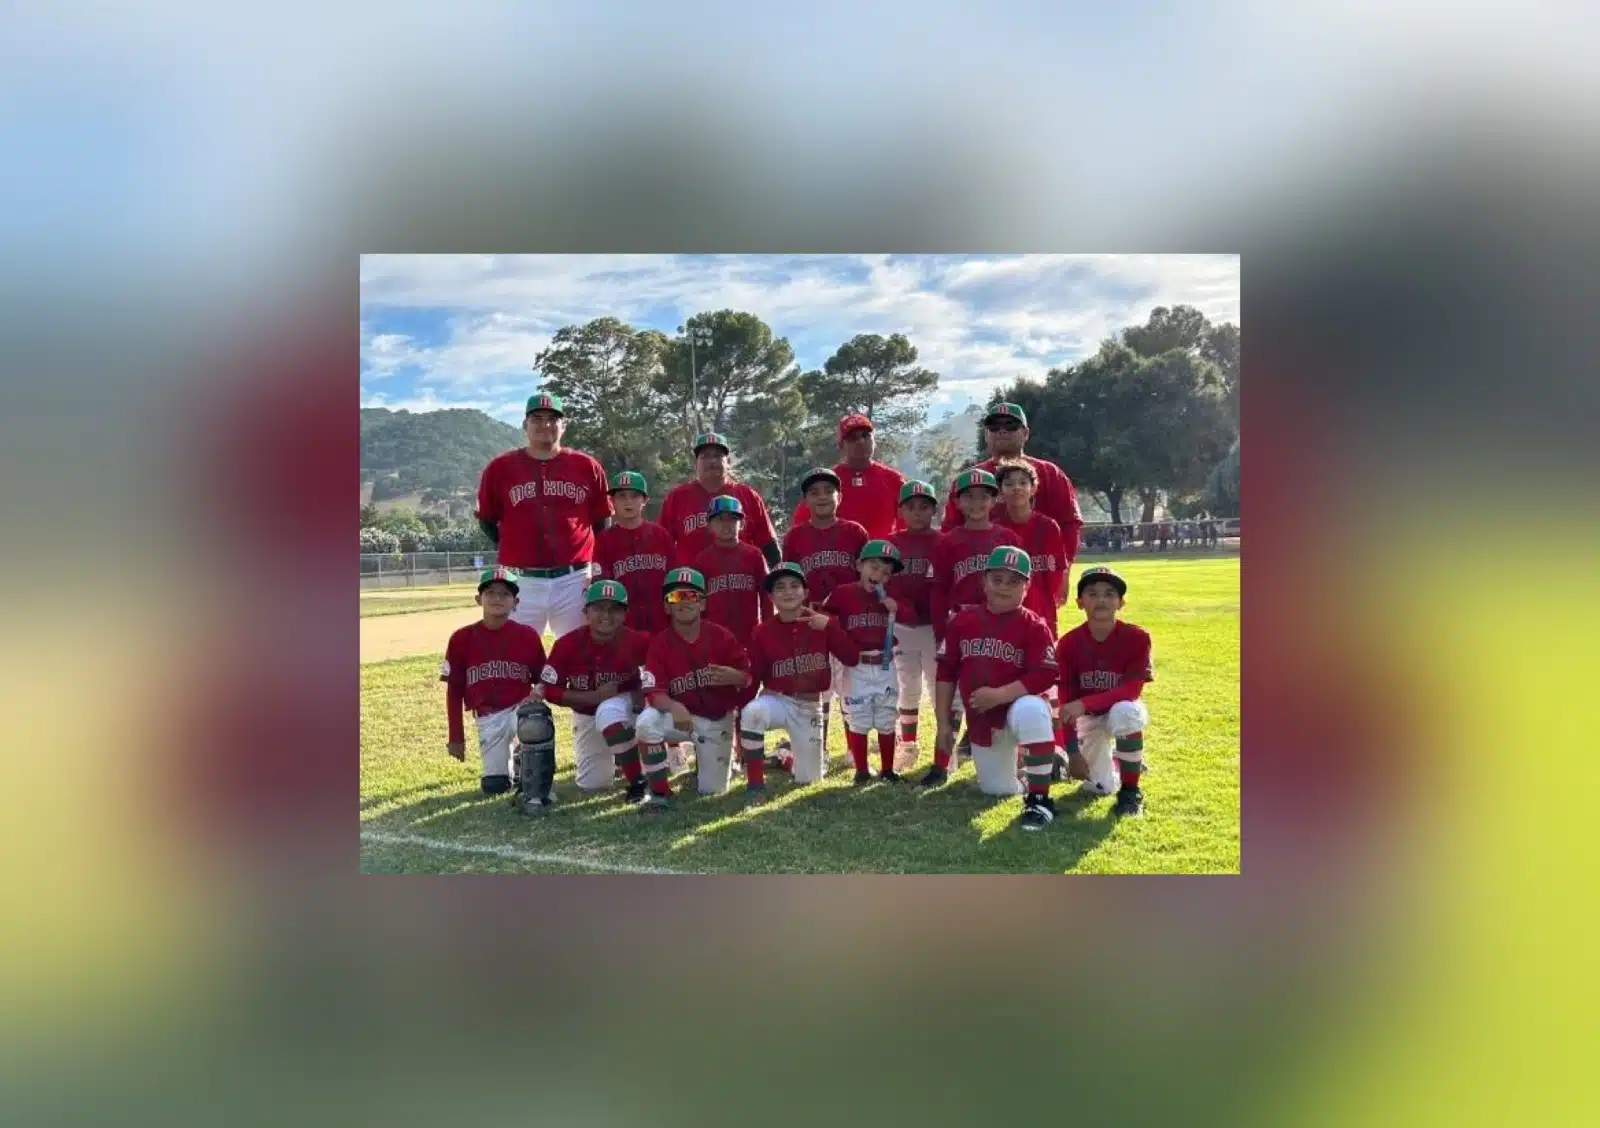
[940,402,1084,562]
[659,431,781,566]
[788,413,905,539]
[475,392,612,638]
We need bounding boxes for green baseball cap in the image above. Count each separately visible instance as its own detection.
[585,579,629,606]
[898,480,938,505]
[762,561,808,593]
[662,566,707,594]
[953,468,1000,496]
[478,566,521,594]
[983,402,1027,427]
[608,470,649,496]
[525,392,564,417]
[858,539,904,573]
[800,466,841,494]
[693,432,730,455]
[1076,566,1127,597]
[985,546,1032,578]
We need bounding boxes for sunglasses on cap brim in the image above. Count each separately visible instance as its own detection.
[664,588,703,604]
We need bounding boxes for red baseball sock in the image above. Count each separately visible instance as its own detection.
[846,730,870,772]
[877,732,896,774]
[1022,741,1056,797]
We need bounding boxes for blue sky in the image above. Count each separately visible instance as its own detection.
[360,254,1240,427]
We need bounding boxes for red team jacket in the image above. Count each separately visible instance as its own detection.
[940,455,1084,560]
[1055,620,1154,715]
[658,480,778,563]
[929,525,1021,641]
[821,582,896,653]
[746,615,862,698]
[593,520,676,635]
[993,509,1067,631]
[440,620,548,743]
[538,626,651,717]
[476,448,613,569]
[693,541,773,642]
[885,528,939,627]
[781,519,869,608]
[936,606,1060,745]
[788,461,906,539]
[640,621,757,720]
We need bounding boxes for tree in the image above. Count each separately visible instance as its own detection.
[373,507,430,552]
[802,333,938,440]
[657,310,799,438]
[360,526,401,554]
[535,318,680,487]
[724,377,810,515]
[1123,305,1210,358]
[360,502,379,527]
[915,431,967,491]
[1204,440,1240,516]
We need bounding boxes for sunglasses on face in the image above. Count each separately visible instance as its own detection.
[986,421,1022,433]
[665,589,703,605]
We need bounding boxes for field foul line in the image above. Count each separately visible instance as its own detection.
[360,829,694,875]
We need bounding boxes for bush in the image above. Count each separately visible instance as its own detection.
[360,527,401,554]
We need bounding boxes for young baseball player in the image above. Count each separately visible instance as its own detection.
[693,495,772,642]
[738,562,862,790]
[1055,566,1154,817]
[538,580,653,802]
[929,469,1021,641]
[440,567,549,796]
[887,480,943,770]
[594,470,675,636]
[927,547,1063,832]
[635,567,757,809]
[822,540,905,783]
[782,467,870,745]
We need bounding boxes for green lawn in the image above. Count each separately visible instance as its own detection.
[360,595,478,618]
[360,556,1239,874]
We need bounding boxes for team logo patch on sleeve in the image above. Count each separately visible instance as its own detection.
[540,664,559,685]
[640,668,656,690]
[438,659,451,678]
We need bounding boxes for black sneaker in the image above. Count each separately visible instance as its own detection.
[853,768,873,786]
[1020,793,1057,831]
[878,770,903,784]
[917,765,949,788]
[1112,786,1144,817]
[624,778,648,804]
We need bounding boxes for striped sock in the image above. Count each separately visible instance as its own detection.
[1021,741,1056,797]
[1115,731,1144,789]
[603,722,641,782]
[739,728,766,787]
[898,709,918,744]
[641,742,672,796]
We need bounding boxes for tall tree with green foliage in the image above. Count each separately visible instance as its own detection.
[656,310,799,438]
[800,333,939,442]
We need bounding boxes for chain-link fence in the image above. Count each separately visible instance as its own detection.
[360,551,502,589]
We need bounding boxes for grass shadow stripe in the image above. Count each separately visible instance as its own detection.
[359,829,698,875]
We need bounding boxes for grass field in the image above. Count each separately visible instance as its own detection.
[360,594,478,618]
[360,556,1239,874]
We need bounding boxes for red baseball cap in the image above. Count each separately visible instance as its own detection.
[837,413,874,442]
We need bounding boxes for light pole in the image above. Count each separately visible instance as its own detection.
[681,324,713,433]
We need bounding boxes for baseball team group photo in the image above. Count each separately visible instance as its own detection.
[359,254,1241,874]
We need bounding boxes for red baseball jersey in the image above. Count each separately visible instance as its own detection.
[1055,620,1155,715]
[781,519,869,607]
[788,460,905,539]
[929,525,1021,640]
[640,620,756,720]
[475,448,612,569]
[821,581,894,652]
[439,620,548,744]
[941,454,1083,559]
[594,520,676,635]
[747,614,862,697]
[886,527,939,626]
[693,541,772,642]
[993,509,1068,631]
[935,605,1060,745]
[658,479,778,563]
[538,625,651,717]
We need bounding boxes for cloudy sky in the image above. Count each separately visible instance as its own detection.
[360,254,1240,426]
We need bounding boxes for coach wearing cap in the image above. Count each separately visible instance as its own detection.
[474,392,612,638]
[940,401,1084,563]
[788,413,907,540]
[659,430,781,567]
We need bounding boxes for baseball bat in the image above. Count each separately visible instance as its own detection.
[874,583,895,670]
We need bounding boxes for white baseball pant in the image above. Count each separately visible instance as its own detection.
[839,663,898,736]
[892,623,950,769]
[473,703,519,778]
[509,567,590,639]
[739,693,826,784]
[636,707,737,795]
[969,695,1055,797]
[569,695,639,791]
[1074,700,1150,794]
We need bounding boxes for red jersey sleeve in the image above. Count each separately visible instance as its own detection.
[538,633,573,706]
[641,632,674,704]
[587,457,614,525]
[1043,518,1067,604]
[929,537,953,641]
[717,627,758,709]
[475,457,501,524]
[1044,463,1084,560]
[827,618,862,666]
[1079,628,1154,713]
[935,615,963,684]
[1019,615,1060,696]
[442,630,467,744]
[742,487,777,548]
